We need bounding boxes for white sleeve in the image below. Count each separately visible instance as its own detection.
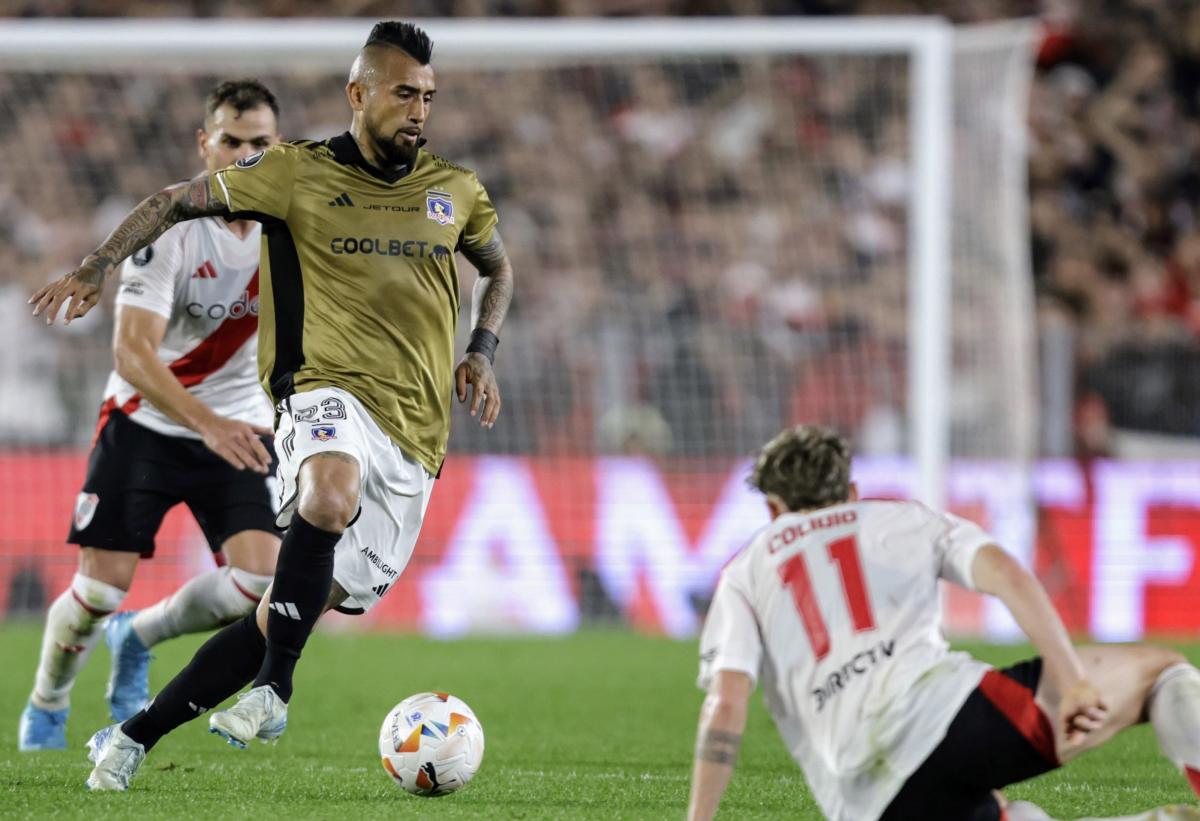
[932,509,996,591]
[697,569,762,691]
[115,224,185,319]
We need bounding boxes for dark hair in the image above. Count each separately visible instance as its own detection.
[748,425,852,512]
[205,79,280,123]
[364,21,433,64]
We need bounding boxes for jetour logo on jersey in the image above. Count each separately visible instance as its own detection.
[185,286,260,320]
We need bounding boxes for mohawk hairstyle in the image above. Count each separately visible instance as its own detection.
[748,425,852,513]
[205,79,279,122]
[364,21,434,65]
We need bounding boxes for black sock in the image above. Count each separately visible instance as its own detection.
[122,612,266,751]
[252,513,340,703]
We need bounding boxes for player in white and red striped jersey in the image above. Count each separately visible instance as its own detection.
[688,425,1200,821]
[19,81,284,751]
[97,216,269,445]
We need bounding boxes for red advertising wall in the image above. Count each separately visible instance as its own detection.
[3,453,1199,640]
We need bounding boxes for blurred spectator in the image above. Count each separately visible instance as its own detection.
[7,0,1200,456]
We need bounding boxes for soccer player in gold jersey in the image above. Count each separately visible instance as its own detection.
[31,22,514,790]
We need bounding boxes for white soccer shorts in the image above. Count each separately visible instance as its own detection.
[274,386,434,613]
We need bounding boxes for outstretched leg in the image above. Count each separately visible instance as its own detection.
[1035,643,1200,798]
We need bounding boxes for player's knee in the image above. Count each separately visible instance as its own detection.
[223,534,281,577]
[297,487,358,532]
[78,547,138,590]
[1148,647,1189,677]
[1132,646,1191,716]
[228,552,277,578]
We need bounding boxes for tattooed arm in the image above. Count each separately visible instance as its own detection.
[30,173,229,324]
[454,231,514,428]
[687,670,753,821]
[462,231,514,334]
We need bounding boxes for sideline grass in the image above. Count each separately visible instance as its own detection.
[0,624,1195,819]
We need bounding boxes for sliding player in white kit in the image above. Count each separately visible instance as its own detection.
[18,81,283,750]
[688,425,1200,821]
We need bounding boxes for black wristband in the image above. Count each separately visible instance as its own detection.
[466,328,499,364]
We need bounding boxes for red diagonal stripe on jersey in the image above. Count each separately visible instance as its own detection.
[169,270,259,389]
[93,269,260,441]
[205,260,218,279]
[92,395,143,445]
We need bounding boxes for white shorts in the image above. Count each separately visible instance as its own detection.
[275,386,434,614]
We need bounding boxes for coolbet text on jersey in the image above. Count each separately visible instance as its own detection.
[699,500,996,821]
[208,133,498,474]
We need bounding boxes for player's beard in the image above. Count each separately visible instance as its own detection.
[369,125,419,170]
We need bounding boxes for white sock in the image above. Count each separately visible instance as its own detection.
[1148,662,1200,795]
[1007,800,1054,820]
[30,573,126,711]
[131,566,271,648]
[1079,807,1200,821]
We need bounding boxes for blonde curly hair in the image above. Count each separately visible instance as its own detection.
[748,425,851,512]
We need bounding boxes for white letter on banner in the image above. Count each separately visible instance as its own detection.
[950,461,1038,641]
[1091,460,1200,641]
[422,458,578,637]
[595,459,765,637]
[949,461,1085,641]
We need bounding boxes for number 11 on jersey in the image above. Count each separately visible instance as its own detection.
[778,536,876,661]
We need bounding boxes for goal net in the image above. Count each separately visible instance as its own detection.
[0,18,1037,636]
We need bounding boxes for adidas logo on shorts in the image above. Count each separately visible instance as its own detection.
[372,583,391,598]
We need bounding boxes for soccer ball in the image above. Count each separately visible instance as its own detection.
[378,692,485,796]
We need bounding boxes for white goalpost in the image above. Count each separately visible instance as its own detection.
[0,17,1037,635]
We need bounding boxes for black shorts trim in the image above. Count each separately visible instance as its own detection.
[880,658,1058,821]
[67,411,277,557]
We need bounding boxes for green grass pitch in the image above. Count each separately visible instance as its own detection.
[1,623,1196,819]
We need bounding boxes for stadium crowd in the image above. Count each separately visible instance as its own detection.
[2,0,1198,458]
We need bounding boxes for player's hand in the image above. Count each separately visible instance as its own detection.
[29,256,109,325]
[1059,680,1107,746]
[454,352,501,428]
[198,415,274,474]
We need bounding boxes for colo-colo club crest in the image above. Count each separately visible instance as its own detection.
[426,191,454,226]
